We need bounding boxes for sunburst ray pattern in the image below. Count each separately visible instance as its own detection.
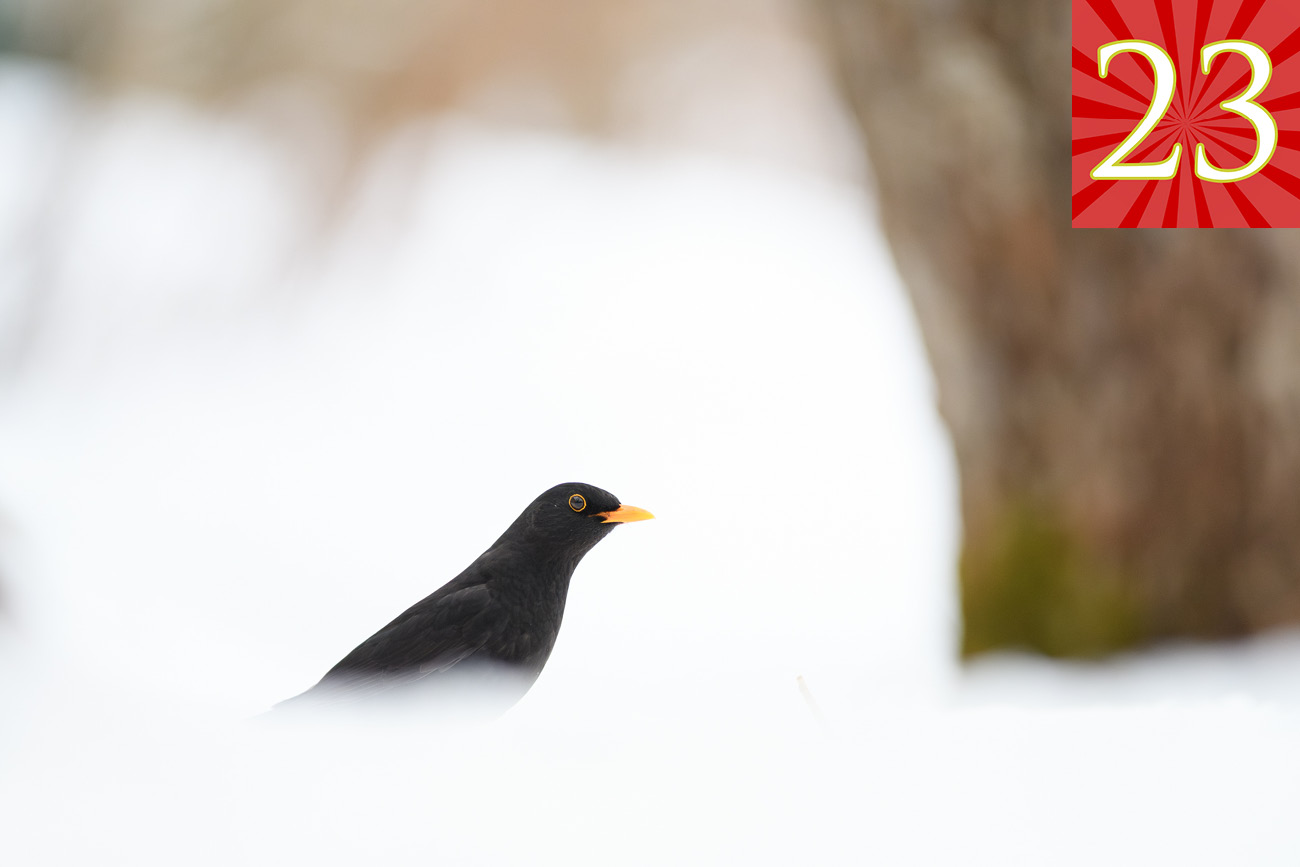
[1073,0,1300,227]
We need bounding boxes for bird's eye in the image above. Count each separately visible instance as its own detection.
[568,494,586,512]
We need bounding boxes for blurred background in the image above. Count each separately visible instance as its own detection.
[1,0,1299,864]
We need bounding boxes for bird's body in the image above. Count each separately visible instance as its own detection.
[276,483,652,713]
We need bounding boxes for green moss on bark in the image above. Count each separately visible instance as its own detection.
[960,504,1143,658]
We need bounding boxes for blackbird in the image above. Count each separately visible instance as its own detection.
[277,482,652,713]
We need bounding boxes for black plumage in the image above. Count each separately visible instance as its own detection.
[276,482,652,712]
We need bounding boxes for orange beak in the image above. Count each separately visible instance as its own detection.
[595,504,655,524]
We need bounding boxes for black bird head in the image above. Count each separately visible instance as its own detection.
[491,482,654,567]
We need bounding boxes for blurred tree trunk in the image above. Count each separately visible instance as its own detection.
[815,0,1300,656]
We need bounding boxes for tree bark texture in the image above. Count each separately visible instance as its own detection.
[815,0,1300,656]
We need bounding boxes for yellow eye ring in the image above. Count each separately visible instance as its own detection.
[568,494,586,512]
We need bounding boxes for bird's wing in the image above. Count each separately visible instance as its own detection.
[280,583,508,706]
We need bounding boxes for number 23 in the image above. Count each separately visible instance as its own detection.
[1091,39,1277,183]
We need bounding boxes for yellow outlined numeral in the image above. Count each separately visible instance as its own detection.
[1194,41,1276,183]
[1088,38,1280,183]
[1092,41,1182,180]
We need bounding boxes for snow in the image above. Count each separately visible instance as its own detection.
[0,63,1297,865]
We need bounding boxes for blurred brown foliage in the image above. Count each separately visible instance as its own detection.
[817,0,1300,656]
[4,0,813,142]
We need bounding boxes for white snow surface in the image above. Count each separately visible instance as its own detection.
[1,64,1298,866]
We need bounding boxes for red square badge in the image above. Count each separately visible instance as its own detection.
[1072,0,1300,227]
